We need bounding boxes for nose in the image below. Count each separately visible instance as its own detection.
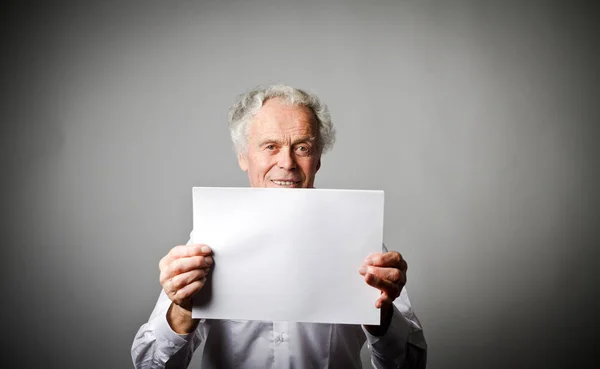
[277,147,297,170]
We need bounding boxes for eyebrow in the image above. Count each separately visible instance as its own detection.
[257,136,316,147]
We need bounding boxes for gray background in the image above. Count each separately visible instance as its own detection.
[1,0,598,368]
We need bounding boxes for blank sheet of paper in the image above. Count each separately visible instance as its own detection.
[191,187,384,325]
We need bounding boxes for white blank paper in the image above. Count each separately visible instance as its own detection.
[191,187,384,325]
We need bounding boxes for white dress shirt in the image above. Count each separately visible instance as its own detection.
[131,242,427,369]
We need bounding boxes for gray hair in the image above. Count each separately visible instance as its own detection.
[227,84,336,154]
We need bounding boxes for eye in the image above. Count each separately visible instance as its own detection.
[265,144,276,150]
[295,145,311,155]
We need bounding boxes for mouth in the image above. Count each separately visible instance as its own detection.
[270,180,301,187]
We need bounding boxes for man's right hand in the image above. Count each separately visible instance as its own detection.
[159,244,213,333]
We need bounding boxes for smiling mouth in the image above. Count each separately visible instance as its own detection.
[270,180,300,187]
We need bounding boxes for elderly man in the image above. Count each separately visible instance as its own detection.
[131,84,427,368]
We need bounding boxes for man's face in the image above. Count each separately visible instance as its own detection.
[238,98,321,188]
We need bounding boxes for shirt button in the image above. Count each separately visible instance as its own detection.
[168,341,175,348]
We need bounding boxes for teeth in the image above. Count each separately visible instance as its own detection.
[272,180,296,186]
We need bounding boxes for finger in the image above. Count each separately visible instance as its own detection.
[359,265,405,285]
[160,255,213,285]
[364,251,405,269]
[159,244,213,270]
[173,278,207,303]
[170,255,213,275]
[364,272,401,301]
[375,293,395,309]
[170,268,211,291]
[172,244,213,259]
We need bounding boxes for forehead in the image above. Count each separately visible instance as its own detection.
[249,98,317,137]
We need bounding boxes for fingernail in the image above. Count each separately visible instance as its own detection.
[201,245,211,253]
[205,256,213,265]
[358,266,367,274]
[364,257,372,265]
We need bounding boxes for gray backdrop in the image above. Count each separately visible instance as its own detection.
[1,1,598,368]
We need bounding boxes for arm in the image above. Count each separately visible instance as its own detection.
[131,241,213,368]
[362,288,427,369]
[359,244,427,368]
[131,290,209,369]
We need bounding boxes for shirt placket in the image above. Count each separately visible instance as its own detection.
[272,321,290,369]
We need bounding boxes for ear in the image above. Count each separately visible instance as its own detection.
[238,153,248,172]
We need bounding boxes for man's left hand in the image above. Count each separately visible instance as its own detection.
[359,251,407,308]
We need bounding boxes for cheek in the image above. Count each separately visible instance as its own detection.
[300,159,319,175]
[248,155,274,176]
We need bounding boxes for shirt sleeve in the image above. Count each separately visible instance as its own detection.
[131,237,210,369]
